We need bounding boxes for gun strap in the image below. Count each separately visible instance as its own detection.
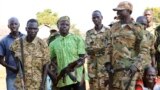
[19,37,25,84]
[125,72,136,90]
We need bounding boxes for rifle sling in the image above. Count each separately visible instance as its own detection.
[19,37,25,84]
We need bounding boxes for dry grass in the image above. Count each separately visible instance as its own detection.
[0,65,6,90]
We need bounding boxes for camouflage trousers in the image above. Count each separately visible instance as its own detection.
[88,55,109,90]
[111,71,139,90]
[89,76,108,90]
[15,77,41,90]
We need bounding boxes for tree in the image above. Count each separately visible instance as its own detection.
[36,9,58,27]
[36,9,81,35]
[145,7,160,23]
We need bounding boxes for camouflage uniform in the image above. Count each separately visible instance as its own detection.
[106,21,150,90]
[143,30,155,64]
[148,23,160,69]
[85,26,109,90]
[146,22,158,38]
[10,36,50,90]
[155,25,160,75]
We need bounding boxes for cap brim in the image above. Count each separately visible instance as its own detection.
[113,8,125,11]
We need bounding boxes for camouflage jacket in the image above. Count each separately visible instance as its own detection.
[106,21,150,70]
[10,36,50,90]
[85,25,110,56]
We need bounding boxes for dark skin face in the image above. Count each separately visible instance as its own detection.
[58,20,70,37]
[146,68,157,84]
[92,11,103,26]
[117,9,129,20]
[0,17,20,71]
[8,17,20,33]
[144,10,153,23]
[26,22,39,42]
[116,9,132,24]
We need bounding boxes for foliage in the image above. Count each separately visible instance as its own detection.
[36,9,81,35]
[36,9,58,27]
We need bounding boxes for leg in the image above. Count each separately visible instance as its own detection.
[59,84,72,90]
[89,78,98,90]
[73,82,85,90]
[6,76,16,90]
[46,75,52,90]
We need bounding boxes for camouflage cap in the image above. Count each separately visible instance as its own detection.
[113,1,133,11]
[57,16,70,23]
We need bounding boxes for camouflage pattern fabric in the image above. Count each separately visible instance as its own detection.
[143,30,155,64]
[10,36,50,90]
[106,21,150,90]
[146,22,159,38]
[85,26,110,90]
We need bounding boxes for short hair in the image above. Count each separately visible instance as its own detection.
[144,66,157,76]
[8,17,19,25]
[92,10,102,16]
[26,19,38,26]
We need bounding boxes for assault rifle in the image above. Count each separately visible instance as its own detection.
[54,55,87,86]
[104,62,130,90]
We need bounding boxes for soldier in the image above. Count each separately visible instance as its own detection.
[85,10,109,90]
[106,1,150,90]
[155,25,160,75]
[136,16,155,67]
[0,17,24,90]
[10,19,50,90]
[144,9,158,37]
[49,16,87,90]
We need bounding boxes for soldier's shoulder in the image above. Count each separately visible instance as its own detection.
[132,22,144,31]
[37,37,48,47]
[111,21,120,27]
[86,28,94,32]
[133,22,142,26]
[103,26,110,30]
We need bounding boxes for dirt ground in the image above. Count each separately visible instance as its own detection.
[0,65,6,90]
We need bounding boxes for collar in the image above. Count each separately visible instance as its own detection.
[9,32,24,39]
[93,25,106,34]
[120,21,136,29]
[24,36,39,44]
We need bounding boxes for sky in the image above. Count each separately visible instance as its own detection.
[0,0,160,36]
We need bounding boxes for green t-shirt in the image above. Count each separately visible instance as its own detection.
[49,33,86,87]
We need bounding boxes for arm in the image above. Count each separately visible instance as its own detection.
[0,55,18,73]
[47,59,58,83]
[40,62,49,90]
[85,31,94,55]
[131,26,150,72]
